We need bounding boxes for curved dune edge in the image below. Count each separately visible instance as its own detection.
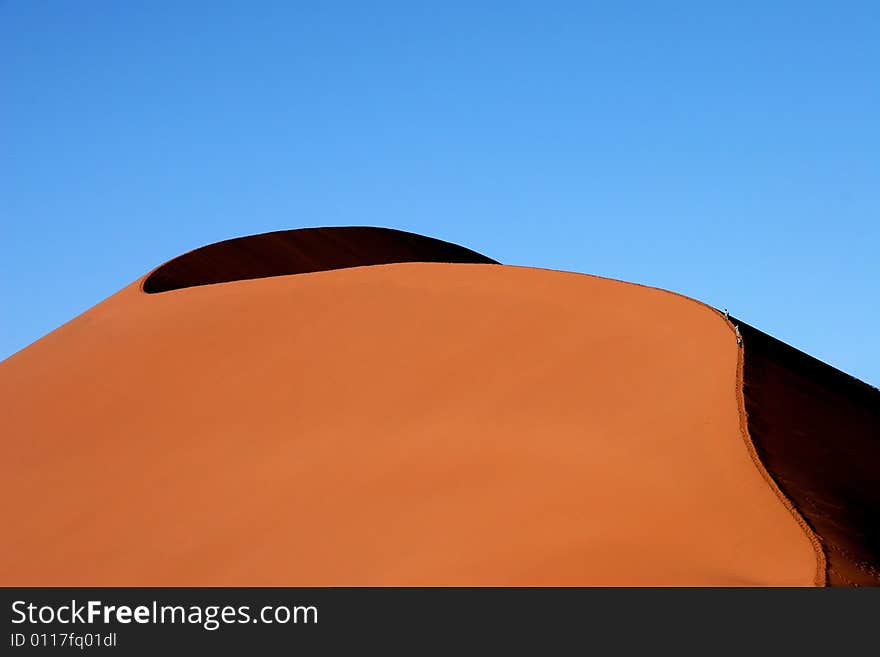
[580,274,828,586]
[730,324,827,586]
[734,320,880,586]
[0,262,820,586]
[141,226,498,293]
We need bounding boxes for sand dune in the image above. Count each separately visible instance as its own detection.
[1,227,875,586]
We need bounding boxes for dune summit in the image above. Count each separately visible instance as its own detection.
[1,227,877,586]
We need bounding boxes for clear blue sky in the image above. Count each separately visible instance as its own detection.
[2,2,878,385]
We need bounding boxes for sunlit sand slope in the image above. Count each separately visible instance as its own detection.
[1,256,818,585]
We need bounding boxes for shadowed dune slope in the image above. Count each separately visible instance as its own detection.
[142,226,497,293]
[735,320,880,587]
[1,257,818,585]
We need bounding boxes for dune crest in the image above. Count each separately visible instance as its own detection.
[142,226,497,293]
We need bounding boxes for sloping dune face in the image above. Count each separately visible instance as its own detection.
[1,230,820,586]
[735,321,880,587]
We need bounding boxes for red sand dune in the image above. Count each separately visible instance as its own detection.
[1,227,875,586]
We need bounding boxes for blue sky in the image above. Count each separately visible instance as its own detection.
[2,2,878,385]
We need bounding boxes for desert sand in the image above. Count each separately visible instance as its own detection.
[0,228,825,585]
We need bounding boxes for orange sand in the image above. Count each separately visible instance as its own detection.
[0,263,818,585]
